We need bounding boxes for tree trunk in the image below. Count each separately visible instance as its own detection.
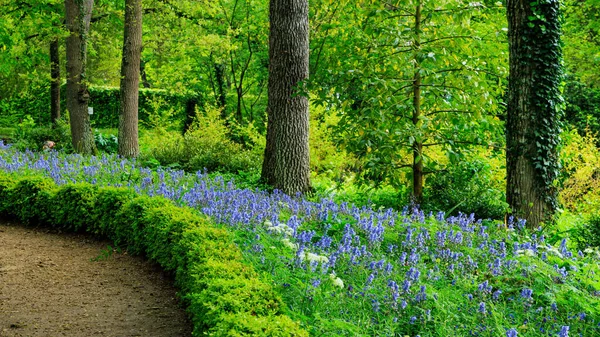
[64,0,96,154]
[50,38,61,126]
[411,1,423,204]
[261,0,311,195]
[118,0,142,158]
[506,0,562,228]
[140,54,151,88]
[183,97,197,134]
[214,62,228,119]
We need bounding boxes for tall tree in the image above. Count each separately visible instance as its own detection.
[118,0,142,157]
[65,0,97,153]
[312,1,506,203]
[50,38,61,125]
[506,0,562,227]
[261,0,311,194]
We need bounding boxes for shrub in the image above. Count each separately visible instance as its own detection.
[94,131,119,153]
[559,127,600,214]
[142,105,262,173]
[424,152,508,219]
[309,104,354,179]
[571,213,600,249]
[10,116,72,152]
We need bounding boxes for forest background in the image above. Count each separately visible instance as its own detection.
[2,0,600,259]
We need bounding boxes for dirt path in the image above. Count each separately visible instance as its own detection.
[0,221,192,337]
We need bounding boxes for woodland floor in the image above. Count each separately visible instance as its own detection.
[0,220,192,337]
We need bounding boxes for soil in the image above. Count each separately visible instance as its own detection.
[0,221,192,337]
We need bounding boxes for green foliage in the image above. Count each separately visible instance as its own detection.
[94,130,118,153]
[0,85,198,130]
[9,116,72,152]
[0,171,307,337]
[87,86,198,129]
[563,76,600,139]
[576,213,600,249]
[563,0,600,87]
[4,176,56,225]
[52,184,98,231]
[309,103,354,179]
[142,106,262,173]
[558,128,600,214]
[425,152,508,219]
[314,0,506,191]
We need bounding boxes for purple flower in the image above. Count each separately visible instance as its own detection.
[521,288,533,300]
[493,290,502,300]
[478,302,486,314]
[506,328,518,337]
[558,326,569,337]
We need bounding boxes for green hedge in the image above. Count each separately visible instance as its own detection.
[0,172,307,337]
[0,85,200,129]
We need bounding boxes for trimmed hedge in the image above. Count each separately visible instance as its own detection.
[0,171,308,337]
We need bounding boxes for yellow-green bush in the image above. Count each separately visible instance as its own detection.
[0,171,307,337]
[309,104,354,178]
[559,128,600,213]
[141,106,262,173]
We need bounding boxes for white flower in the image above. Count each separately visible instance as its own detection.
[329,272,344,288]
[281,238,298,251]
[267,223,294,236]
[515,249,535,257]
[305,252,329,264]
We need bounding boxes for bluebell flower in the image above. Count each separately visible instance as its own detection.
[521,288,533,300]
[558,325,569,337]
[506,328,518,337]
[493,290,502,300]
[478,302,486,314]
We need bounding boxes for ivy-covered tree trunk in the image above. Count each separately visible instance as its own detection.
[50,38,61,125]
[118,0,142,158]
[65,0,96,154]
[506,0,562,228]
[261,0,311,195]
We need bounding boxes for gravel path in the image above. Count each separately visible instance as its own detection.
[0,221,192,337]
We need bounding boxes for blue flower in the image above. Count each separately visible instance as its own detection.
[506,328,518,337]
[478,302,486,314]
[521,288,533,300]
[558,325,569,337]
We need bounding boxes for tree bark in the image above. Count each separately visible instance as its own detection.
[140,54,151,88]
[118,0,142,158]
[50,38,61,126]
[214,62,228,120]
[261,0,311,195]
[183,97,197,134]
[506,0,562,228]
[64,0,97,154]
